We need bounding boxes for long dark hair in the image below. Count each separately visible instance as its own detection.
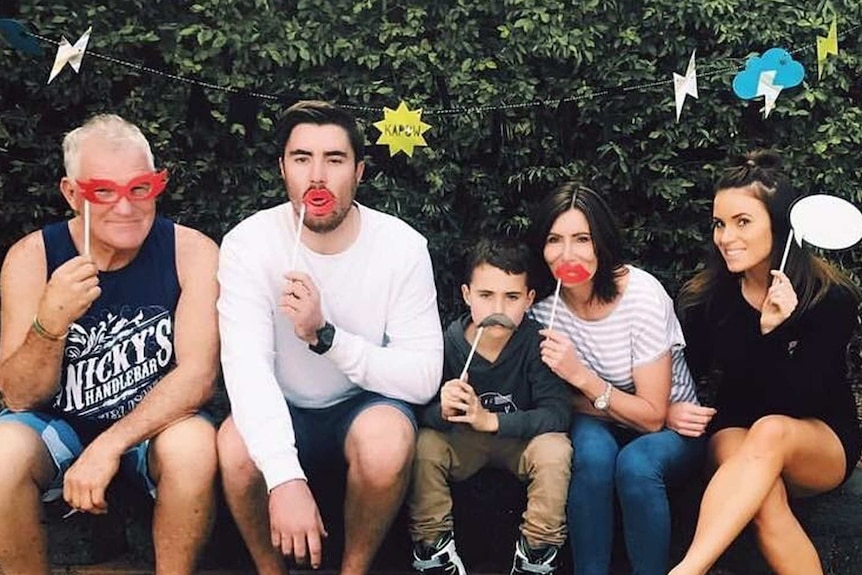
[527,182,627,303]
[678,149,860,322]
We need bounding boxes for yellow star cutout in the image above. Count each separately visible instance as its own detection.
[373,101,431,157]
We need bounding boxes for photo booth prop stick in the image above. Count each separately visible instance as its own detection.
[289,188,340,269]
[547,263,590,331]
[48,26,91,84]
[289,202,307,270]
[778,194,862,272]
[83,201,91,257]
[459,313,516,380]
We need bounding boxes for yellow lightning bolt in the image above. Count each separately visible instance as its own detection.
[816,19,838,80]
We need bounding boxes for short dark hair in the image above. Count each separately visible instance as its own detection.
[464,236,534,289]
[276,100,365,163]
[527,182,627,302]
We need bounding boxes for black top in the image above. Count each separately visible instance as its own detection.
[681,280,861,480]
[420,313,572,439]
[42,217,179,438]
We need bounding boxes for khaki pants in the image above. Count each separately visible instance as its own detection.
[409,427,572,548]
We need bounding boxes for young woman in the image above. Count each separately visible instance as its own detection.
[669,150,862,575]
[527,183,708,575]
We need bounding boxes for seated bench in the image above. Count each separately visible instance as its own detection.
[46,463,862,574]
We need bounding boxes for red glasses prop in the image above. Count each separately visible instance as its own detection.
[554,262,590,284]
[76,170,168,205]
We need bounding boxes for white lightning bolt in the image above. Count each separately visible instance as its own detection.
[756,70,784,118]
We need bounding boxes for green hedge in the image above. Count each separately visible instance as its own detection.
[2,0,861,321]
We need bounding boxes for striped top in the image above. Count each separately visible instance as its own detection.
[530,265,698,405]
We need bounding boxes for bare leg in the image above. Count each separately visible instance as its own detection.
[0,422,55,575]
[669,416,844,575]
[149,415,217,575]
[752,479,823,575]
[218,416,287,575]
[341,405,415,575]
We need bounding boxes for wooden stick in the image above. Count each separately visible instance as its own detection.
[459,326,484,381]
[83,200,91,257]
[547,278,562,330]
[778,228,795,273]
[290,203,306,270]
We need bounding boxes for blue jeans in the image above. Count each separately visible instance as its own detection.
[567,415,705,575]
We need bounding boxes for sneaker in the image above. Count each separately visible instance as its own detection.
[412,531,467,575]
[510,536,558,575]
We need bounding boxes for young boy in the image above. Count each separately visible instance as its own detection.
[409,237,573,575]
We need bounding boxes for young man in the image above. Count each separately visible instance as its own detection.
[0,114,219,575]
[409,237,573,575]
[217,100,444,575]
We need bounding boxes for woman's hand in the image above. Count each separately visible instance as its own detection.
[665,401,717,437]
[760,270,798,334]
[539,327,587,389]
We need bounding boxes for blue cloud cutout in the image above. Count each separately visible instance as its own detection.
[732,47,805,100]
[0,19,43,56]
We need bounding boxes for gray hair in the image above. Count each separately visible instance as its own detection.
[62,114,154,180]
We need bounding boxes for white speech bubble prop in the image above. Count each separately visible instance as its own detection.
[791,195,862,249]
[779,194,862,273]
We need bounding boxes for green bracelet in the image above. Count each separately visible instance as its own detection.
[32,315,68,341]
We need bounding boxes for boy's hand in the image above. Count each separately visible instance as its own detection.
[443,379,499,433]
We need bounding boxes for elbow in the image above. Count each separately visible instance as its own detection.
[640,419,665,434]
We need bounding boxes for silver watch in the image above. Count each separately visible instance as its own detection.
[593,381,613,411]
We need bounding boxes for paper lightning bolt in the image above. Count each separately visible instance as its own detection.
[816,19,839,80]
[672,50,698,122]
[756,70,784,118]
[48,26,92,84]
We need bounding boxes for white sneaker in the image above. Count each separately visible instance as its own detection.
[510,536,558,575]
[412,531,467,575]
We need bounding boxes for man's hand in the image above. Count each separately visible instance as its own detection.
[38,256,101,334]
[62,439,122,515]
[760,270,798,335]
[269,479,328,569]
[665,401,717,437]
[442,379,498,432]
[279,272,324,344]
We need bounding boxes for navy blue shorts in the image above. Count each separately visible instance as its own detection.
[289,390,417,476]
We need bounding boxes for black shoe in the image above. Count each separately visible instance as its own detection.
[510,536,558,575]
[412,531,467,575]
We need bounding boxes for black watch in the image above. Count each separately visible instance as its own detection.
[308,321,335,354]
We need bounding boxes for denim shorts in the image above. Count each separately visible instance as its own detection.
[0,410,158,501]
[289,390,417,476]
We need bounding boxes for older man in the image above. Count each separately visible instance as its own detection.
[0,114,219,575]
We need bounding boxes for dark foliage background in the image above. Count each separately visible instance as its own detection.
[2,0,861,324]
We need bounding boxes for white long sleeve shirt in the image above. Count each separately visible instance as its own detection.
[218,202,443,490]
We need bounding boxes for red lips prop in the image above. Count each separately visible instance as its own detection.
[553,262,590,284]
[303,188,337,216]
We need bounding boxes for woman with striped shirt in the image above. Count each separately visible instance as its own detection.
[527,183,710,575]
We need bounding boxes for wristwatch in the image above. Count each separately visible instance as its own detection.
[593,381,613,412]
[308,321,335,354]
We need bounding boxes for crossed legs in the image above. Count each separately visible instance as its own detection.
[669,415,845,575]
